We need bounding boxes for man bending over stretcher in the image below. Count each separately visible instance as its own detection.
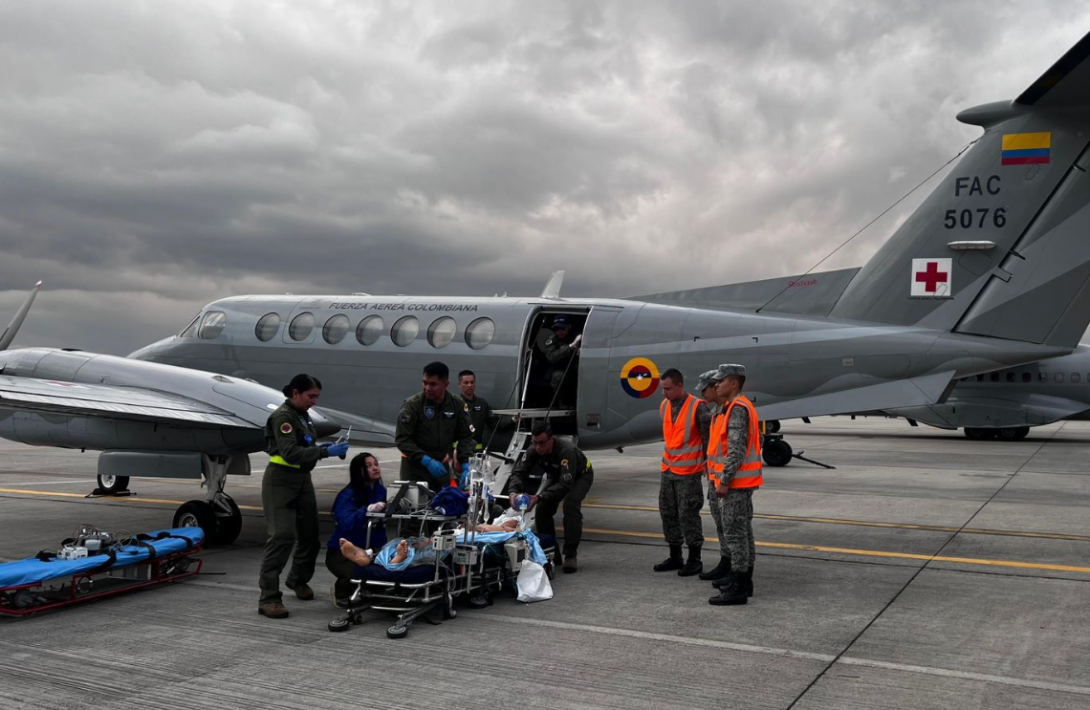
[339,518,519,570]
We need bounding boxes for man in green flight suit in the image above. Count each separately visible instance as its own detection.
[258,374,349,619]
[397,361,476,492]
[457,369,514,452]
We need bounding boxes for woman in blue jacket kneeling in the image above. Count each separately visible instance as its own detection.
[325,452,390,605]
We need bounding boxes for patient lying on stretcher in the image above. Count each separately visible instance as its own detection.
[338,518,519,571]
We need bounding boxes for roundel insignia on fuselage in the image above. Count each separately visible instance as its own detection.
[619,357,660,399]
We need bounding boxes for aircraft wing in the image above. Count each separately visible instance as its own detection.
[883,392,1090,430]
[756,370,955,422]
[0,375,255,429]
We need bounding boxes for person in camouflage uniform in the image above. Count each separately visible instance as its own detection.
[653,368,712,577]
[707,364,762,606]
[694,368,734,583]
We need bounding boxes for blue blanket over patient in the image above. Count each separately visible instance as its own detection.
[0,527,204,589]
[456,529,548,566]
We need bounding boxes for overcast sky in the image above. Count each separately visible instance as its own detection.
[2,1,1089,355]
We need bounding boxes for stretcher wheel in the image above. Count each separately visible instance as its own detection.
[387,625,408,639]
[173,500,219,542]
[96,474,130,495]
[210,496,243,545]
[328,618,350,633]
[12,590,36,610]
[468,595,488,610]
[443,605,458,619]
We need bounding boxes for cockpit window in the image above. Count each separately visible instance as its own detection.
[323,314,351,345]
[198,311,227,340]
[289,312,315,341]
[255,313,281,342]
[180,314,200,338]
[465,317,495,350]
[427,317,457,349]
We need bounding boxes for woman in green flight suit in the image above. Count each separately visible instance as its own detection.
[258,374,349,619]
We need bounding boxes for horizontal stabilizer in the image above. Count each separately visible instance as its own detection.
[634,268,860,317]
[755,370,954,422]
[1017,31,1090,108]
[886,392,1090,430]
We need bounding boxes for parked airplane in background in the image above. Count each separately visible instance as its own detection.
[2,30,1090,541]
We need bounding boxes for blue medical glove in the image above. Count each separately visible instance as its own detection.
[459,463,471,489]
[327,442,349,459]
[421,455,448,479]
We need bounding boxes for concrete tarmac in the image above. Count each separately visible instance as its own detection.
[2,418,1090,709]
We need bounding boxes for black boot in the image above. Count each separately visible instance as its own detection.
[714,567,752,595]
[698,555,731,581]
[678,546,703,577]
[653,545,684,572]
[709,572,748,606]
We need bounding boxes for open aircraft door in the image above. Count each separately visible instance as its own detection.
[576,305,622,442]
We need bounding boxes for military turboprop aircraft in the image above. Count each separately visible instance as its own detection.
[129,32,1090,461]
[0,282,340,544]
[3,31,1090,539]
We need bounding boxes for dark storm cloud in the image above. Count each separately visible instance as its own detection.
[1,1,1089,354]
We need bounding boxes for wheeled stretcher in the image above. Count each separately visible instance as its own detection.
[0,527,204,616]
[327,478,552,639]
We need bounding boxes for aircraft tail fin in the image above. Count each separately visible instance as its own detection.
[0,281,42,352]
[830,31,1090,348]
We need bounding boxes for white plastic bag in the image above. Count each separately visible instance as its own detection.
[516,560,553,603]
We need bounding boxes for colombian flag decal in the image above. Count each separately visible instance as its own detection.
[620,357,660,399]
[1001,132,1051,166]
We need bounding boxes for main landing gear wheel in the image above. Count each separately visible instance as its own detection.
[210,495,243,545]
[763,439,793,467]
[997,426,1030,441]
[96,474,130,495]
[765,420,781,434]
[964,428,997,441]
[174,500,219,542]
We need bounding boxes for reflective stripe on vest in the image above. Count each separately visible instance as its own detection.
[269,455,301,469]
[661,394,706,475]
[705,395,762,489]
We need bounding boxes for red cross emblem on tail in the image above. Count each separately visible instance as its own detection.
[910,258,952,298]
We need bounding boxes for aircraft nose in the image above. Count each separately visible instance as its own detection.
[310,408,342,438]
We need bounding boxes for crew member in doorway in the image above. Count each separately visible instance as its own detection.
[534,315,581,407]
[695,368,732,583]
[508,421,594,573]
[396,361,475,492]
[258,374,349,620]
[457,370,514,452]
[653,369,711,577]
[706,364,762,606]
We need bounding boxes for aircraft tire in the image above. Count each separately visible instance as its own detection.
[963,428,996,441]
[996,427,1024,442]
[763,439,793,467]
[1014,426,1030,440]
[173,500,219,542]
[96,474,130,495]
[211,496,243,546]
[766,420,781,434]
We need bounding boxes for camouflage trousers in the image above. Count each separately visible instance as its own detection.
[714,489,755,571]
[658,474,704,549]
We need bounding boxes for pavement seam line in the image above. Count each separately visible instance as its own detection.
[784,421,1064,709]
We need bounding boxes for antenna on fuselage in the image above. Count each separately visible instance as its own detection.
[540,271,565,299]
[0,281,42,352]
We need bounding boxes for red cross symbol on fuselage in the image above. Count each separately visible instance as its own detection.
[915,261,948,293]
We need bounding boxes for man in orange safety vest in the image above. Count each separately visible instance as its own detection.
[706,364,762,606]
[653,369,713,577]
